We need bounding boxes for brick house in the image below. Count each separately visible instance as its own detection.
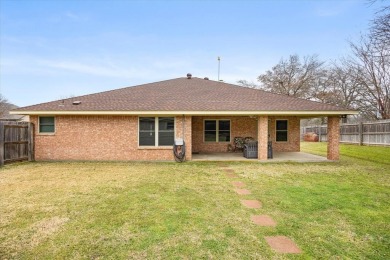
[11,75,357,161]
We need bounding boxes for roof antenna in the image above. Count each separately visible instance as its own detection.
[217,56,221,81]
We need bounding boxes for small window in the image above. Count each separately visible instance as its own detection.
[204,120,217,142]
[204,120,230,142]
[39,116,55,133]
[158,117,174,146]
[276,120,288,142]
[139,117,155,146]
[139,117,174,146]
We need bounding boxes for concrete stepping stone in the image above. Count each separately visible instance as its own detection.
[240,199,262,208]
[234,188,251,195]
[218,164,229,168]
[232,181,245,188]
[226,173,239,178]
[265,236,301,254]
[251,215,276,227]
[224,169,239,178]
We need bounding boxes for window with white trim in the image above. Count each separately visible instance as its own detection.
[276,120,288,142]
[204,119,230,142]
[39,116,55,133]
[139,117,174,146]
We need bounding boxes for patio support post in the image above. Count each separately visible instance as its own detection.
[327,116,340,160]
[257,116,268,160]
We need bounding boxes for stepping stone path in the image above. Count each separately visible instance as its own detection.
[224,169,239,178]
[226,173,239,178]
[231,181,245,188]
[241,199,262,208]
[224,168,235,173]
[251,215,277,227]
[222,166,302,254]
[234,188,251,195]
[265,236,301,254]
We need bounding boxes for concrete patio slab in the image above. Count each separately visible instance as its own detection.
[241,200,262,208]
[251,215,276,226]
[234,188,251,195]
[192,152,328,162]
[265,236,301,254]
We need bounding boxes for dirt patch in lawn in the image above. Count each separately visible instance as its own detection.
[30,216,69,247]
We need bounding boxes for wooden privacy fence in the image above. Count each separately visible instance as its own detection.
[301,119,390,146]
[0,121,34,166]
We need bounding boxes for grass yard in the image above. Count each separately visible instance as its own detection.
[0,143,389,259]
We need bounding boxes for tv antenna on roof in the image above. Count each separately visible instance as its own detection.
[217,56,221,81]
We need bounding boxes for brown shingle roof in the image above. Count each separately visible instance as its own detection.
[13,77,355,115]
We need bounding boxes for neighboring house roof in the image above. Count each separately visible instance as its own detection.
[1,104,28,121]
[11,76,357,116]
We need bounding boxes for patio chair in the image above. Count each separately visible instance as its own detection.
[244,136,255,144]
[233,137,245,152]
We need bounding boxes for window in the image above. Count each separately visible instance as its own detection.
[276,120,288,142]
[39,116,55,133]
[204,120,230,142]
[139,117,174,146]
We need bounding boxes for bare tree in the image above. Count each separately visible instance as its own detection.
[257,54,325,99]
[236,80,260,89]
[368,1,390,47]
[371,8,390,46]
[0,94,9,117]
[348,37,390,119]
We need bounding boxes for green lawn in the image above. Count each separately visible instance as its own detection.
[0,143,389,259]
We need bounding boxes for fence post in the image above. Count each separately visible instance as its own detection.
[318,126,322,142]
[359,122,363,146]
[28,122,35,162]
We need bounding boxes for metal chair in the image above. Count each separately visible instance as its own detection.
[233,137,245,152]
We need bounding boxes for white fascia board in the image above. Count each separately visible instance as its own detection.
[10,110,359,116]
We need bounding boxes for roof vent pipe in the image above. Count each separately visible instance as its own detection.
[187,73,192,79]
[204,77,209,80]
[72,101,81,105]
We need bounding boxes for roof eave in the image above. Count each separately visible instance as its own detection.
[10,110,359,116]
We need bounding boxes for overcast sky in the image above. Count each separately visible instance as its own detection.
[0,0,381,107]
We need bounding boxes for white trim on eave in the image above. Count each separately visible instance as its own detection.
[10,110,359,116]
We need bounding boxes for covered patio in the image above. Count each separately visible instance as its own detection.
[192,151,328,162]
[190,115,342,162]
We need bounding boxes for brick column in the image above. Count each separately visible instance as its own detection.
[327,116,340,160]
[176,115,192,160]
[257,116,268,160]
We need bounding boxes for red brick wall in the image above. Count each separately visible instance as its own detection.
[30,115,192,161]
[30,114,301,161]
[269,116,300,152]
[192,116,258,153]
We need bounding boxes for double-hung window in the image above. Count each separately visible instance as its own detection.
[139,117,174,146]
[276,120,288,142]
[39,116,55,133]
[204,119,230,142]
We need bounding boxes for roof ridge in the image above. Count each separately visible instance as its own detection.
[12,76,355,114]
